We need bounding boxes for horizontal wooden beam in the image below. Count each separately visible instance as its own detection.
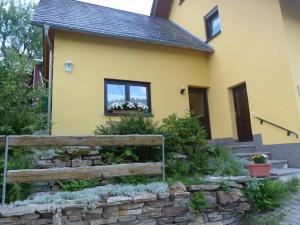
[0,136,5,147]
[7,135,164,147]
[7,163,163,183]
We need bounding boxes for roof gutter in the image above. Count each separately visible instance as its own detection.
[44,25,53,135]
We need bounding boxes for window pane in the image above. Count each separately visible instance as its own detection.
[130,86,148,106]
[107,84,125,110]
[211,15,220,36]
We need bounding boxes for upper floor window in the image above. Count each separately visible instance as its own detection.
[205,7,221,42]
[105,79,151,114]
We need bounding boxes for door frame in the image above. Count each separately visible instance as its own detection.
[232,83,253,142]
[188,87,212,140]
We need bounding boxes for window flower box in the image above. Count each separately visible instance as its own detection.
[248,154,271,178]
[110,102,149,115]
[112,110,146,115]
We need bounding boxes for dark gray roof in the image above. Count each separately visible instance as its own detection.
[32,0,213,52]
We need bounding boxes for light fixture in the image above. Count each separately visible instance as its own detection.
[180,86,186,95]
[64,60,73,73]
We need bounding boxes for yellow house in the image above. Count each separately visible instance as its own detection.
[33,0,300,167]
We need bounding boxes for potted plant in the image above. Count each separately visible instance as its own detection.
[248,154,271,178]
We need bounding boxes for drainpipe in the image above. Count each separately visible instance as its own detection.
[44,25,53,135]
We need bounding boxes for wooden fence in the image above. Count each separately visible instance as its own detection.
[1,135,165,205]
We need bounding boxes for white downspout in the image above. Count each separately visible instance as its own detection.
[44,25,53,135]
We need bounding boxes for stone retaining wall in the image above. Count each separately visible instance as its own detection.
[0,182,250,225]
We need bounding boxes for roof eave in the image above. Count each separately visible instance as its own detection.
[32,20,214,53]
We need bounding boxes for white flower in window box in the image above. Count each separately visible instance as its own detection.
[111,101,149,114]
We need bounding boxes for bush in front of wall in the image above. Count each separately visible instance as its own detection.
[160,113,207,153]
[0,148,34,203]
[208,146,249,176]
[189,191,211,215]
[244,178,300,212]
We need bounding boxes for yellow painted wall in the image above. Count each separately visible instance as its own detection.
[51,31,210,135]
[170,0,300,144]
[280,0,300,103]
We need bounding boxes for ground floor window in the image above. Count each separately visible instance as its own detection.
[104,79,151,114]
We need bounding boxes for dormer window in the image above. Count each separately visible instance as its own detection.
[205,7,221,42]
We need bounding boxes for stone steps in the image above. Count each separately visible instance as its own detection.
[268,160,288,169]
[228,144,256,154]
[271,168,300,181]
[217,140,300,179]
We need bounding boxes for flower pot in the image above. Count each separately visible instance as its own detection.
[248,163,271,178]
[112,110,145,115]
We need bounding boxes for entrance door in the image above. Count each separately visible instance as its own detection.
[232,84,253,142]
[188,88,211,139]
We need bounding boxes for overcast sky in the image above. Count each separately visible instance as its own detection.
[29,0,153,15]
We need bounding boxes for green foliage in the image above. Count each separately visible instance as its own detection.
[284,177,300,193]
[57,179,100,192]
[95,115,158,135]
[0,0,45,135]
[189,191,211,214]
[160,113,207,152]
[0,48,47,135]
[95,115,161,163]
[0,148,34,203]
[111,176,161,185]
[244,179,287,211]
[0,0,42,58]
[218,181,231,192]
[208,146,248,176]
[95,114,247,182]
[252,154,268,164]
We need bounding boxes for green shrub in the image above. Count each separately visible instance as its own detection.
[189,191,211,214]
[95,115,161,163]
[56,179,100,192]
[218,181,231,192]
[0,148,34,203]
[95,114,158,135]
[111,176,161,185]
[244,179,286,211]
[160,113,207,153]
[208,146,248,176]
[284,177,300,194]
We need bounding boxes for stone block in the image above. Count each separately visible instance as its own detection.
[204,192,217,206]
[157,217,173,224]
[189,184,219,192]
[102,206,119,218]
[71,159,93,167]
[207,212,222,222]
[157,192,170,200]
[170,182,186,193]
[145,200,173,208]
[120,203,144,210]
[118,215,137,222]
[53,159,66,168]
[90,217,118,225]
[133,192,157,203]
[217,191,234,205]
[107,196,132,205]
[163,206,188,217]
[119,208,142,216]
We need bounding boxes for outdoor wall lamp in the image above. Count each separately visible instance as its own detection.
[64,60,73,73]
[180,86,186,95]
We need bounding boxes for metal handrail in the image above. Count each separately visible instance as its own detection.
[253,116,299,138]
